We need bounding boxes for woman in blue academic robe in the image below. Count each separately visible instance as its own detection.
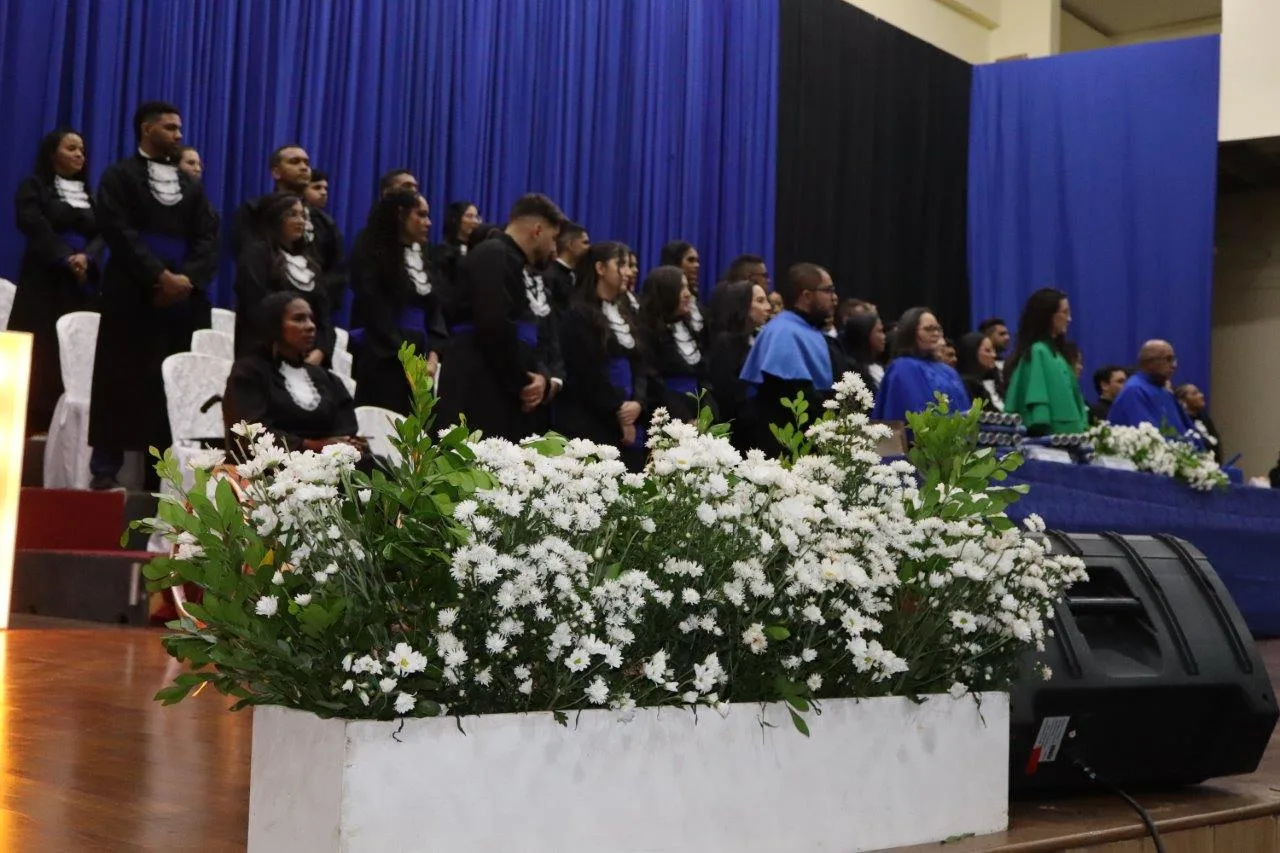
[872,307,970,423]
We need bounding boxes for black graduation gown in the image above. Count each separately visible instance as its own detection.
[234,197,346,310]
[430,240,466,291]
[10,175,104,433]
[222,350,358,458]
[643,320,713,423]
[705,331,757,452]
[89,153,219,451]
[557,302,649,470]
[233,242,336,361]
[351,243,447,415]
[542,259,575,313]
[436,233,546,440]
[526,269,564,432]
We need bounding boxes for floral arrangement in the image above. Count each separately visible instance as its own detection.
[1087,421,1227,492]
[140,351,1085,732]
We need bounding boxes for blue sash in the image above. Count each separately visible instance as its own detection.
[449,320,538,348]
[140,232,188,268]
[348,328,366,347]
[58,231,89,252]
[609,356,644,449]
[400,305,426,333]
[664,375,698,398]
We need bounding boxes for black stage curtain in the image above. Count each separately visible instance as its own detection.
[776,0,972,335]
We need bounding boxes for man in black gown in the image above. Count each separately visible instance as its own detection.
[88,101,220,490]
[436,193,565,441]
[543,221,588,312]
[234,145,345,310]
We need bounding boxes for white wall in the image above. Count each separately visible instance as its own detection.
[1221,0,1280,141]
[1212,188,1280,477]
[988,0,1059,61]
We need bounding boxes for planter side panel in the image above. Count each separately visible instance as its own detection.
[248,706,348,853]
[336,693,1008,853]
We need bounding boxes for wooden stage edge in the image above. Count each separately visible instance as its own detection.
[3,619,1280,853]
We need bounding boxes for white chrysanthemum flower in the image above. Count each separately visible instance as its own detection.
[585,677,610,706]
[437,608,458,629]
[271,570,285,585]
[741,623,768,654]
[517,679,533,695]
[340,679,354,693]
[388,643,428,676]
[949,682,969,700]
[293,593,312,606]
[806,674,823,691]
[254,596,279,617]
[394,692,416,715]
[379,677,398,694]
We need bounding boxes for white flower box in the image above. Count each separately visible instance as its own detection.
[248,693,1009,853]
[1092,454,1139,472]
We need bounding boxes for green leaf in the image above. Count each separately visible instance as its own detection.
[764,625,790,641]
[788,707,811,737]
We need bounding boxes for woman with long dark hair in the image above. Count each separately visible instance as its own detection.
[705,279,770,449]
[233,192,334,362]
[638,265,712,423]
[431,199,481,287]
[840,311,886,394]
[1002,287,1087,435]
[351,190,447,414]
[557,241,649,470]
[11,128,103,434]
[871,307,970,423]
[660,240,704,337]
[956,331,1004,412]
[223,293,367,464]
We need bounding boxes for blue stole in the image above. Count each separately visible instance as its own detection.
[140,232,188,267]
[609,356,644,448]
[664,375,699,397]
[58,231,89,252]
[449,321,538,348]
[739,311,833,391]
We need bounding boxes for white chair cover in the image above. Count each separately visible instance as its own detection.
[43,311,99,489]
[356,405,402,464]
[0,279,15,331]
[332,348,353,379]
[191,329,234,362]
[333,370,356,398]
[210,307,236,339]
[333,327,349,357]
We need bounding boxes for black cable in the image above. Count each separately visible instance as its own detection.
[1074,759,1167,853]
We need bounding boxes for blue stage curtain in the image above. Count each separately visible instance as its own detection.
[967,37,1219,394]
[0,0,777,308]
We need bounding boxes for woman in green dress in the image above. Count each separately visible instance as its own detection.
[1002,288,1089,435]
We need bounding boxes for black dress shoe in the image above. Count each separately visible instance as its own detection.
[89,475,126,492]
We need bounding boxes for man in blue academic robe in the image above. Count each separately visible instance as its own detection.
[1107,339,1201,445]
[739,262,838,455]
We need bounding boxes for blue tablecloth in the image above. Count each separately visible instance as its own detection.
[1006,461,1280,636]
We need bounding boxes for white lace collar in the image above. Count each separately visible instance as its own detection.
[54,176,91,209]
[524,268,550,318]
[303,206,315,244]
[672,320,700,366]
[686,299,704,334]
[283,251,316,292]
[602,301,635,350]
[405,244,431,295]
[625,290,639,311]
[278,362,321,411]
[139,151,183,207]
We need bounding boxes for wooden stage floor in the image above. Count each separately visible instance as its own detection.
[2,619,1280,852]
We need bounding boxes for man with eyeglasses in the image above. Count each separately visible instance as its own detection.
[1106,339,1201,445]
[739,262,838,453]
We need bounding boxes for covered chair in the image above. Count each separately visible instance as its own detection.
[356,404,402,464]
[191,328,234,362]
[0,278,16,330]
[210,307,236,339]
[43,311,99,489]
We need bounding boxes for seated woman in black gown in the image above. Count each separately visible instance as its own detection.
[223,292,367,462]
[638,265,712,423]
[233,192,335,364]
[351,190,447,414]
[11,128,104,434]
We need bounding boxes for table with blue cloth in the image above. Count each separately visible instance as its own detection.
[1004,461,1280,636]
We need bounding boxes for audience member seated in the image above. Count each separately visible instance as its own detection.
[840,310,886,393]
[705,279,770,451]
[740,263,837,453]
[938,338,957,368]
[1002,288,1087,436]
[871,307,969,423]
[955,332,1004,412]
[1061,339,1084,378]
[222,292,368,464]
[639,265,713,423]
[1107,340,1199,443]
[1089,364,1127,424]
[1176,383,1223,463]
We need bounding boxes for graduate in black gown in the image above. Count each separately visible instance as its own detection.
[348,169,419,327]
[638,265,712,423]
[233,192,335,363]
[88,101,220,491]
[435,193,565,440]
[10,129,104,434]
[739,263,838,456]
[543,221,588,313]
[223,292,367,464]
[351,190,447,415]
[525,261,566,428]
[557,242,650,471]
[431,200,482,290]
[660,240,705,339]
[705,279,771,451]
[234,145,346,315]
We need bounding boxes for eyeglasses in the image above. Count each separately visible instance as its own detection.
[810,285,836,294]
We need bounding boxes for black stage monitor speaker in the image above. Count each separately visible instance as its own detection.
[1010,532,1277,795]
